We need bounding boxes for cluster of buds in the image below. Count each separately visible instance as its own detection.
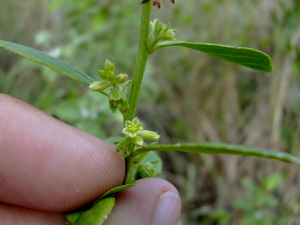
[89,60,130,114]
[116,117,160,157]
[89,60,128,91]
[148,19,177,52]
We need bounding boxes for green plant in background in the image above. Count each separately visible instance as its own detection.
[0,1,299,224]
[208,174,299,225]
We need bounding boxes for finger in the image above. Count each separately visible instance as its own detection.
[0,94,125,212]
[0,202,67,225]
[105,178,181,225]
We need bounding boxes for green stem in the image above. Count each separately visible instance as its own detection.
[125,1,152,122]
[123,1,152,184]
[124,155,138,184]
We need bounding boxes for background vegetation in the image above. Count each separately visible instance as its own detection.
[1,0,300,224]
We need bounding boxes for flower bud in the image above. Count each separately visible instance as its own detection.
[115,74,128,84]
[109,88,122,101]
[107,71,116,82]
[133,136,144,147]
[98,70,107,80]
[104,59,115,72]
[140,130,160,141]
[155,19,164,33]
[89,81,111,92]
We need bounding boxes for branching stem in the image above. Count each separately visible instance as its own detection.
[123,1,152,184]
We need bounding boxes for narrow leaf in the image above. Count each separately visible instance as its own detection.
[74,197,115,225]
[155,41,274,73]
[97,183,136,201]
[65,211,82,224]
[135,143,300,164]
[0,39,95,85]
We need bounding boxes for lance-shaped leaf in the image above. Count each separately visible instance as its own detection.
[0,39,95,85]
[155,41,274,73]
[72,197,115,225]
[134,143,300,164]
[65,184,135,224]
[96,183,137,202]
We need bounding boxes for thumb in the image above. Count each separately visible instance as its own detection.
[105,178,181,225]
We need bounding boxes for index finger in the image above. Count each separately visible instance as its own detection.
[0,94,125,212]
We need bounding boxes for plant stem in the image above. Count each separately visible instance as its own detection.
[123,1,152,184]
[125,1,152,122]
[124,154,138,184]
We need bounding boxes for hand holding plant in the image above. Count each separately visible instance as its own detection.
[0,94,181,225]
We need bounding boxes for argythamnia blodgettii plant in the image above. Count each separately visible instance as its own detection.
[0,1,299,224]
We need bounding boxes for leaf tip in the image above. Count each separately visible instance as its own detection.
[265,57,275,73]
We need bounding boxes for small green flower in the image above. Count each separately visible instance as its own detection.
[122,117,143,138]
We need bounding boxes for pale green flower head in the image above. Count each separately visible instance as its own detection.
[122,117,143,138]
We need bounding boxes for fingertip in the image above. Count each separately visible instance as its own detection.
[105,178,181,225]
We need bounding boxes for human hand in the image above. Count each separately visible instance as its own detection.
[0,94,181,225]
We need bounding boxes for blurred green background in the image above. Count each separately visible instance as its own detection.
[1,0,300,224]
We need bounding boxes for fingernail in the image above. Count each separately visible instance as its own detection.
[152,191,181,225]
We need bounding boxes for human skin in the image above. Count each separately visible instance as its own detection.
[0,94,181,225]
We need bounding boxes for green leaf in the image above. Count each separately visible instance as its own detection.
[65,184,136,224]
[65,211,82,224]
[155,40,274,73]
[134,142,300,164]
[0,39,95,85]
[73,197,115,225]
[136,151,162,178]
[97,183,137,201]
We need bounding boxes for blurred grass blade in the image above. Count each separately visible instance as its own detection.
[135,143,300,164]
[155,41,274,73]
[0,39,95,85]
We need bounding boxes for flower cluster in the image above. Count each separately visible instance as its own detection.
[117,117,160,158]
[148,19,177,52]
[89,60,131,114]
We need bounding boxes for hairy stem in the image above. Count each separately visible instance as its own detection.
[124,155,138,184]
[123,1,152,184]
[125,1,152,122]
